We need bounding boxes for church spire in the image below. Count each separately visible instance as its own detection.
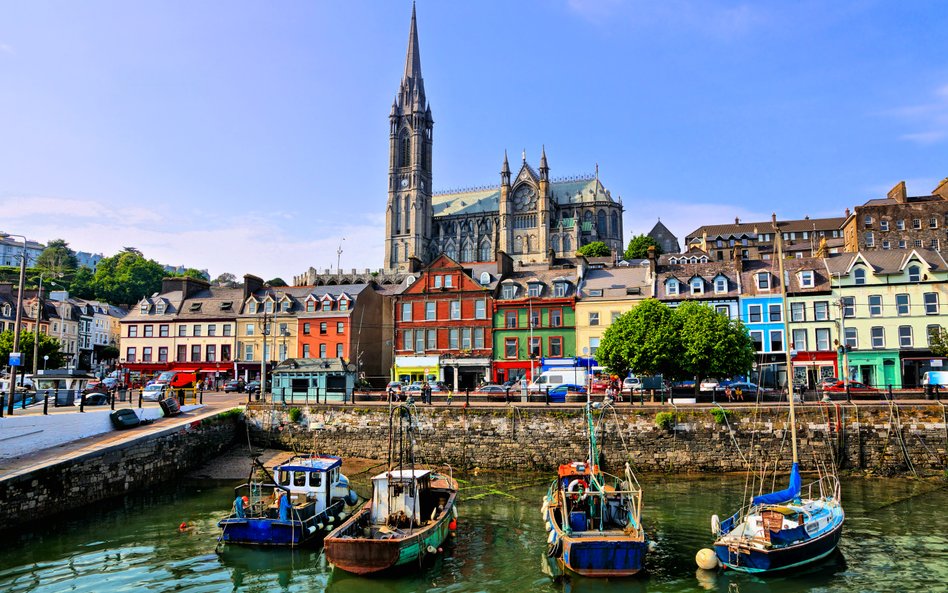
[404,2,422,81]
[398,2,426,110]
[539,145,549,180]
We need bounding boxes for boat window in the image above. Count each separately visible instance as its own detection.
[294,471,306,487]
[278,470,290,486]
[310,472,322,487]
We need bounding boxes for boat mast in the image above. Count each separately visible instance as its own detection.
[772,213,798,465]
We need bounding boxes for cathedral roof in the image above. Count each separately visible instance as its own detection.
[432,175,618,218]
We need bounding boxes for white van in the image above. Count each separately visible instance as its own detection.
[922,371,948,395]
[529,369,588,393]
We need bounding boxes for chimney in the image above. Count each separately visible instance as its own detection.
[243,274,264,301]
[735,217,740,224]
[734,248,743,274]
[845,207,851,218]
[934,177,948,200]
[647,245,657,278]
[887,181,907,203]
[496,251,514,278]
[161,276,209,299]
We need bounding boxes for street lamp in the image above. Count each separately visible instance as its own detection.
[32,272,46,378]
[1,232,28,415]
[43,355,49,371]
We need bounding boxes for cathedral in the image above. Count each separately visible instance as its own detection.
[385,6,625,272]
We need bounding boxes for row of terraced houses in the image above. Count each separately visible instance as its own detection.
[116,179,948,391]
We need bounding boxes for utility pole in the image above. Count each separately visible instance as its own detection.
[837,297,850,389]
[337,238,345,277]
[3,233,27,415]
[32,273,44,377]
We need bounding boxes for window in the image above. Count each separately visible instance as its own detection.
[770,330,783,352]
[208,324,217,337]
[158,347,168,362]
[415,331,424,353]
[473,328,484,349]
[864,215,873,227]
[159,324,169,337]
[899,240,907,249]
[842,297,855,318]
[450,301,461,320]
[424,301,436,320]
[539,308,558,329]
[932,239,940,250]
[844,327,858,349]
[126,347,136,362]
[401,302,412,321]
[790,302,806,322]
[529,337,541,358]
[206,345,217,362]
[816,328,831,351]
[549,336,563,357]
[280,300,290,313]
[244,344,254,361]
[433,275,442,289]
[748,304,762,323]
[193,325,201,337]
[178,345,187,362]
[898,326,913,348]
[768,304,782,323]
[530,309,540,328]
[264,301,273,314]
[924,292,939,315]
[402,329,412,350]
[319,344,326,357]
[139,303,148,315]
[248,301,257,314]
[179,325,187,337]
[750,330,764,352]
[303,322,311,335]
[475,299,486,319]
[690,277,704,295]
[427,329,436,350]
[865,232,874,247]
[792,329,807,351]
[449,328,459,349]
[882,241,890,250]
[930,216,939,229]
[715,277,727,293]
[756,273,770,290]
[191,345,201,362]
[871,327,885,348]
[444,275,453,288]
[505,311,518,328]
[914,240,923,248]
[245,323,254,336]
[853,268,866,285]
[896,219,905,231]
[589,336,600,355]
[221,345,231,361]
[303,344,310,358]
[798,270,814,288]
[502,284,517,299]
[320,322,327,335]
[880,220,889,231]
[140,325,153,338]
[142,347,152,363]
[869,295,882,316]
[908,265,921,282]
[896,294,910,315]
[554,282,567,297]
[462,328,472,350]
[715,305,730,318]
[589,312,600,326]
[336,344,344,357]
[127,325,138,337]
[528,284,542,297]
[666,279,679,296]
[912,218,921,230]
[612,311,622,323]
[306,300,315,312]
[504,338,518,359]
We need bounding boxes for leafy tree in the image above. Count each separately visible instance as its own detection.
[267,277,288,287]
[624,234,662,260]
[929,326,948,357]
[99,345,120,362]
[214,272,237,286]
[178,268,208,280]
[596,299,679,379]
[69,266,96,299]
[0,330,64,371]
[35,239,78,277]
[673,301,755,391]
[577,241,611,257]
[93,250,166,305]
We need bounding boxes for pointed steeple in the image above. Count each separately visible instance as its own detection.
[501,150,510,184]
[539,145,549,180]
[400,2,425,104]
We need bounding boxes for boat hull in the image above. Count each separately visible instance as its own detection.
[715,519,843,574]
[561,536,648,577]
[218,500,344,547]
[325,498,457,575]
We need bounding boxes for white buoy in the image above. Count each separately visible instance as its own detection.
[545,521,552,532]
[711,514,721,535]
[307,526,316,534]
[696,548,720,570]
[426,545,438,554]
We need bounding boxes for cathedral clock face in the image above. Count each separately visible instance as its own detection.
[400,178,409,188]
[513,185,537,212]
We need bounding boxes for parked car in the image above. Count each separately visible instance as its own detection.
[142,383,170,402]
[385,381,404,394]
[82,382,109,396]
[548,384,587,402]
[622,376,642,394]
[822,380,879,395]
[699,379,721,392]
[223,380,245,393]
[477,384,507,395]
[75,392,110,406]
[246,381,262,395]
[819,377,839,390]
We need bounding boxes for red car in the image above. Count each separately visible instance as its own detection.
[822,380,879,394]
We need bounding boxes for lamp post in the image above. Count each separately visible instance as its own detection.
[43,355,49,371]
[32,272,45,378]
[1,232,28,415]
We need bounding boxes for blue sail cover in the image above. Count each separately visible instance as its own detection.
[752,463,801,506]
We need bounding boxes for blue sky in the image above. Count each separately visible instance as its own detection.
[3,0,947,281]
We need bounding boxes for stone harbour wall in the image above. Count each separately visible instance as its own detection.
[246,403,948,476]
[0,415,240,532]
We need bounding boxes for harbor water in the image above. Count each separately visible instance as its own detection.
[0,471,945,592]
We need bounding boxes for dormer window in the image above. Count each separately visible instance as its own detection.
[666,279,680,296]
[908,265,921,282]
[305,299,315,312]
[156,301,166,315]
[189,302,202,312]
[714,276,727,294]
[338,298,349,311]
[220,301,233,311]
[479,272,491,286]
[756,273,770,290]
[501,284,516,299]
[853,268,866,285]
[140,302,149,314]
[528,283,542,298]
[264,301,273,314]
[280,300,290,313]
[690,277,704,295]
[554,282,567,298]
[321,295,335,310]
[248,301,257,314]
[799,270,815,288]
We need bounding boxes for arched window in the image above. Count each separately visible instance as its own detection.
[515,236,523,254]
[597,210,607,235]
[478,238,491,261]
[391,242,398,264]
[584,210,593,223]
[611,211,619,238]
[403,196,411,234]
[398,129,411,168]
[445,240,458,261]
[853,268,866,285]
[393,199,401,233]
[551,234,560,252]
[460,239,474,262]
[563,235,572,252]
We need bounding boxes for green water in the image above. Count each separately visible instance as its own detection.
[0,472,945,592]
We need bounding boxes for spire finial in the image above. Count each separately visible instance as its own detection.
[522,148,526,162]
[404,2,423,82]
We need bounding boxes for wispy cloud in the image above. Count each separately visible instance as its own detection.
[566,0,767,39]
[890,83,948,145]
[0,193,385,281]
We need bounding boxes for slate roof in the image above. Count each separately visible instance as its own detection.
[579,266,652,299]
[824,248,947,276]
[432,176,617,218]
[740,257,833,295]
[655,258,741,300]
[685,217,846,241]
[496,266,578,300]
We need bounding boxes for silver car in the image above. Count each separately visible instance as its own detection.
[142,383,169,402]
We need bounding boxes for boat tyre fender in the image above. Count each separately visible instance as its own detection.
[711,514,720,535]
[547,537,562,558]
[452,505,458,519]
[566,479,588,500]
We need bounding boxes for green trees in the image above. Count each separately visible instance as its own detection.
[577,241,611,257]
[92,250,166,305]
[624,234,662,260]
[177,268,208,280]
[36,239,78,277]
[0,330,64,372]
[267,277,288,287]
[596,299,755,388]
[929,326,948,357]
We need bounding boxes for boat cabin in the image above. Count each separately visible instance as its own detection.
[275,455,344,509]
[370,469,446,528]
[558,462,599,488]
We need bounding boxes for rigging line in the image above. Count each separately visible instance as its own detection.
[714,402,748,465]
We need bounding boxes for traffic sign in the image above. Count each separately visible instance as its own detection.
[8,352,22,367]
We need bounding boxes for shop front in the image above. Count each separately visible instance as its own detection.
[752,353,787,389]
[841,350,900,389]
[899,352,947,389]
[271,358,356,403]
[791,351,838,389]
[440,356,491,392]
[393,355,441,384]
[493,360,532,385]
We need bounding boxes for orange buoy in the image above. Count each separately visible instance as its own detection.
[449,518,457,531]
[179,522,189,531]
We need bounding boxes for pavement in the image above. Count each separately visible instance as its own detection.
[0,391,248,479]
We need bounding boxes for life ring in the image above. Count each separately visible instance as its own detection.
[566,479,588,499]
[711,514,721,535]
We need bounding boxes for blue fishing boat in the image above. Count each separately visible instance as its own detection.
[701,215,845,574]
[541,401,648,577]
[217,454,359,547]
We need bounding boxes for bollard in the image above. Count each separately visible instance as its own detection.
[545,386,550,405]
[138,389,143,408]
[200,388,204,405]
[80,392,86,413]
[54,387,60,407]
[178,389,184,407]
[0,393,4,418]
[845,382,851,402]
[887,384,893,401]
[111,389,116,411]
[44,390,49,415]
[505,387,510,404]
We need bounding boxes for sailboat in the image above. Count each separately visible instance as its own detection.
[702,214,844,574]
[324,402,459,575]
[542,400,648,577]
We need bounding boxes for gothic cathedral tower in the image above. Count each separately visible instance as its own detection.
[385,4,434,271]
